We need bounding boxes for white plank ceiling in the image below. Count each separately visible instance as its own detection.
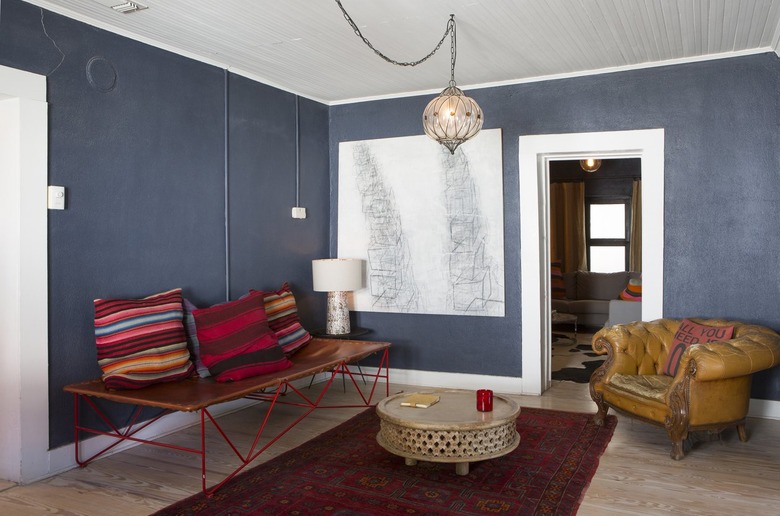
[21,0,780,104]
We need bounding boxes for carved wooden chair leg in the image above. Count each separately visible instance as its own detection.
[588,338,615,427]
[669,437,686,460]
[666,422,688,460]
[593,401,609,426]
[736,423,748,442]
[589,381,609,425]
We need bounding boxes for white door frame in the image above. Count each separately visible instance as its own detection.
[0,65,49,482]
[518,129,665,395]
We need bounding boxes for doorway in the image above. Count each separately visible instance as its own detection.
[518,129,665,395]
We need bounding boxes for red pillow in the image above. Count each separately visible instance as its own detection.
[662,319,734,376]
[193,291,292,382]
[551,261,566,300]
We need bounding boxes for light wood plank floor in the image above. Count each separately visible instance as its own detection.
[1,380,778,515]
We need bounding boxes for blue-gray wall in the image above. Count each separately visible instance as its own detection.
[2,0,779,449]
[1,0,330,448]
[331,53,780,399]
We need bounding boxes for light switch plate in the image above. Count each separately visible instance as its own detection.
[292,206,307,219]
[48,186,65,210]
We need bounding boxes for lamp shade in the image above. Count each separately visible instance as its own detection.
[312,259,363,292]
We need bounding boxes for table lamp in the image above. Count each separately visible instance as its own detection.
[312,258,363,335]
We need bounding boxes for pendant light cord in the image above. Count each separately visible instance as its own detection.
[335,0,455,69]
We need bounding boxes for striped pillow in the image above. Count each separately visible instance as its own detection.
[260,283,312,357]
[551,261,566,299]
[194,290,292,382]
[619,278,642,301]
[94,288,195,390]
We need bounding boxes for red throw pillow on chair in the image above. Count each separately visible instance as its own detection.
[663,319,734,376]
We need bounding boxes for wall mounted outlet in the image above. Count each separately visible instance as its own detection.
[292,206,307,219]
[48,186,65,210]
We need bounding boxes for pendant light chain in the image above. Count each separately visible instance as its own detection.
[334,1,483,154]
[335,0,454,67]
[449,18,457,86]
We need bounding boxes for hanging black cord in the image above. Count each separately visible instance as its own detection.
[335,0,454,68]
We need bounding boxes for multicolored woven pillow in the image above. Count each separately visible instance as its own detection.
[619,277,642,301]
[662,319,734,376]
[551,261,566,299]
[259,283,312,357]
[94,288,195,390]
[193,290,292,382]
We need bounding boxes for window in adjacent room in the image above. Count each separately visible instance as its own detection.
[586,199,630,272]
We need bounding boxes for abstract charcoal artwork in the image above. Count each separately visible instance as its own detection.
[338,129,505,317]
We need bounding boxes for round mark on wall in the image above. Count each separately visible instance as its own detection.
[86,56,118,93]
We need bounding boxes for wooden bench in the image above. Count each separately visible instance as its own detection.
[64,338,390,496]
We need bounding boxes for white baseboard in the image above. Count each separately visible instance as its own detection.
[748,398,780,420]
[359,366,525,394]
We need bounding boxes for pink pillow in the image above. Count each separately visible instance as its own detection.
[194,291,292,382]
[663,319,734,376]
[619,278,642,301]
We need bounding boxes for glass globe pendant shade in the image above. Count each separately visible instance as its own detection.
[580,158,602,172]
[422,85,484,154]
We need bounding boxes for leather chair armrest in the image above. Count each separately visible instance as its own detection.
[679,330,780,382]
[592,323,646,377]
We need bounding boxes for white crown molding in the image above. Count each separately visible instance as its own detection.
[330,48,774,106]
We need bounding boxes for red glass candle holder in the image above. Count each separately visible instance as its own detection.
[476,389,493,412]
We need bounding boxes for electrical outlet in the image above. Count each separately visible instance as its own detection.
[292,206,307,219]
[48,186,65,210]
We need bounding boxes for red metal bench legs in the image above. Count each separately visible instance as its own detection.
[71,347,390,496]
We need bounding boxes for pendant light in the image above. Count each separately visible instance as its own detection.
[336,2,483,154]
[421,16,483,154]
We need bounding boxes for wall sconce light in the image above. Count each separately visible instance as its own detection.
[580,158,602,173]
[312,258,363,335]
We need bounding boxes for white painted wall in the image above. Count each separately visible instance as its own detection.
[0,65,49,483]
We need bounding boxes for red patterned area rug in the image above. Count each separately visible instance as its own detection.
[155,406,617,516]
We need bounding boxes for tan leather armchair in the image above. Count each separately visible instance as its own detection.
[589,318,780,459]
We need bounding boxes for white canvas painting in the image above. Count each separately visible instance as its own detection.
[338,129,505,317]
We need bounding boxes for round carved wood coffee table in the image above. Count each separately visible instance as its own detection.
[376,389,520,475]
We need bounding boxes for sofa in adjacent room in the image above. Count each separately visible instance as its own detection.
[552,270,641,327]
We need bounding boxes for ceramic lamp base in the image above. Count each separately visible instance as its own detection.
[326,290,351,335]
